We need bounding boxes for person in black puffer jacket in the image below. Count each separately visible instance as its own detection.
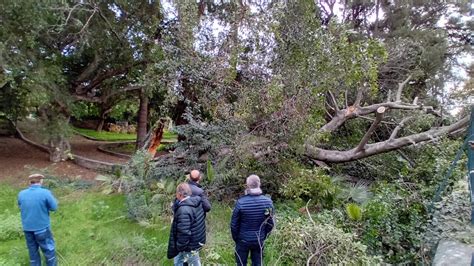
[188,169,211,213]
[167,183,206,266]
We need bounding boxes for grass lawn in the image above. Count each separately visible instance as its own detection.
[0,181,243,265]
[73,127,137,141]
[73,127,177,142]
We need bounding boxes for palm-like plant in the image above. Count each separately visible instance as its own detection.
[346,203,363,221]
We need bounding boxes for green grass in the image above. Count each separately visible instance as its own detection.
[73,127,177,142]
[73,127,137,141]
[0,176,293,265]
[0,182,239,265]
[0,182,174,265]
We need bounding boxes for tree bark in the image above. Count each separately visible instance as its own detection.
[96,118,106,132]
[136,90,149,149]
[49,135,71,163]
[320,101,440,133]
[96,106,113,131]
[355,106,385,152]
[147,118,167,158]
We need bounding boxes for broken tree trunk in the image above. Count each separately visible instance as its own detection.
[147,119,167,158]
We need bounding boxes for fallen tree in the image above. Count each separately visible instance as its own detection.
[302,74,469,163]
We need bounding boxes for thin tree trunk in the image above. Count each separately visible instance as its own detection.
[374,0,380,37]
[96,118,106,132]
[136,90,149,149]
[96,106,113,131]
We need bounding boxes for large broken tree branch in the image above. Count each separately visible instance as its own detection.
[395,74,412,102]
[320,101,440,133]
[305,116,469,163]
[146,118,167,158]
[356,107,385,152]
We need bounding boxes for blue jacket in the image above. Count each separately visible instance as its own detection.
[18,185,58,231]
[230,193,274,244]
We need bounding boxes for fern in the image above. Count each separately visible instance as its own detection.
[206,159,215,183]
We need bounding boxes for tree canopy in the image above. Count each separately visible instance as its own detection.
[1,1,473,264]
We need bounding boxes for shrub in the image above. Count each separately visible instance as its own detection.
[123,150,184,222]
[148,178,178,217]
[0,211,23,241]
[126,192,152,222]
[270,216,380,265]
[361,182,426,263]
[280,168,344,208]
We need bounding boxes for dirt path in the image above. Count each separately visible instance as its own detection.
[0,136,99,182]
[17,120,127,164]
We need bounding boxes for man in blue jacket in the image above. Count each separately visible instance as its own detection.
[230,175,274,266]
[18,174,58,266]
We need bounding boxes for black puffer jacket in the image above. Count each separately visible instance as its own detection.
[167,196,206,259]
[188,180,211,213]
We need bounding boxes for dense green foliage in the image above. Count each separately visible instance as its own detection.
[1,0,473,264]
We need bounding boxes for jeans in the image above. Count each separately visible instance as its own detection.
[24,228,57,266]
[235,241,263,266]
[173,251,201,266]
